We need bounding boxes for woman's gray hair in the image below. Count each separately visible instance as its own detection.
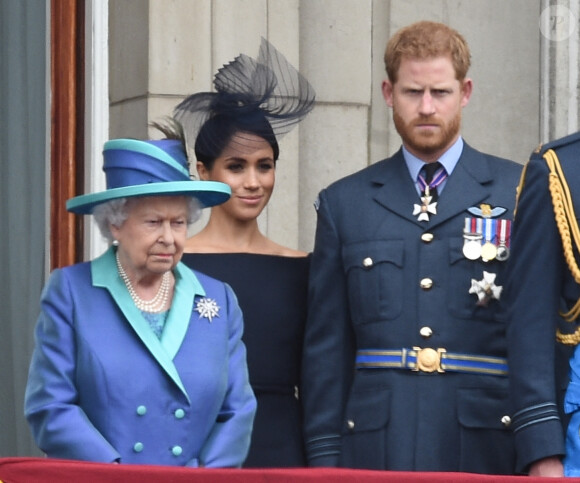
[92,196,202,244]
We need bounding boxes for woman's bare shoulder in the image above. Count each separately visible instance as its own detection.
[264,240,308,258]
[183,234,217,253]
[183,233,308,257]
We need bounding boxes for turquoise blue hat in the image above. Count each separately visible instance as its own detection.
[66,138,231,214]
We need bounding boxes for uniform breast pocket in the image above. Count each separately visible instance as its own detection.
[342,240,404,324]
[447,237,506,322]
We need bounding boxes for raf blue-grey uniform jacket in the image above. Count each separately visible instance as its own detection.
[504,134,580,472]
[302,142,522,473]
[25,248,257,467]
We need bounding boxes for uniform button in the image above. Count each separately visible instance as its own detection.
[136,405,147,416]
[172,445,183,456]
[421,232,434,243]
[346,420,355,430]
[501,415,511,427]
[362,257,373,268]
[174,408,185,419]
[420,278,433,290]
[419,326,433,338]
[133,442,144,453]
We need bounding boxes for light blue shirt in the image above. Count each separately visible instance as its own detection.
[403,136,464,195]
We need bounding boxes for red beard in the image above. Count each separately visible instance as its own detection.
[393,111,461,157]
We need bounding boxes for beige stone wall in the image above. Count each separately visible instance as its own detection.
[108,0,576,252]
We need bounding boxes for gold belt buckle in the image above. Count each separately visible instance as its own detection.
[413,347,446,373]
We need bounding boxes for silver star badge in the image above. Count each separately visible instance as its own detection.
[469,271,502,307]
[413,190,438,222]
[195,297,220,322]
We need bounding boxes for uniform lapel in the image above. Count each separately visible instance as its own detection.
[91,248,204,403]
[426,144,493,229]
[372,145,493,228]
[372,150,423,225]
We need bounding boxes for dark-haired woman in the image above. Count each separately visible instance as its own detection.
[176,39,315,467]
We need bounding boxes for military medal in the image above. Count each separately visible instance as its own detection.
[464,204,511,262]
[469,271,502,307]
[480,242,497,262]
[496,219,511,261]
[413,187,437,222]
[463,234,482,260]
[480,218,497,262]
[496,245,509,261]
[463,217,482,260]
[414,168,447,222]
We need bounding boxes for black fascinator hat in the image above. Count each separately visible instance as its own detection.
[174,38,316,165]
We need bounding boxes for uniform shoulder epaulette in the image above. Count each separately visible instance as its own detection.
[535,130,580,156]
[520,131,580,214]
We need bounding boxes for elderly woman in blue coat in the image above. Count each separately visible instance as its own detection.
[24,125,257,467]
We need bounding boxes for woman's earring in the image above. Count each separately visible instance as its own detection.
[112,239,119,246]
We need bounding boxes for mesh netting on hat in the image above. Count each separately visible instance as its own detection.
[174,38,315,162]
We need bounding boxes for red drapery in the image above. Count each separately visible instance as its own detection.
[1,457,579,483]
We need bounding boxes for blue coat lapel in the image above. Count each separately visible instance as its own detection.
[91,248,206,402]
[161,261,205,359]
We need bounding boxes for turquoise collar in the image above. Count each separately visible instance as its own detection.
[91,247,206,402]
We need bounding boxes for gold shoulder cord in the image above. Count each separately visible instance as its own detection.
[513,161,529,218]
[542,149,580,345]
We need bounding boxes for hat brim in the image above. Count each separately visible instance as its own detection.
[66,180,231,214]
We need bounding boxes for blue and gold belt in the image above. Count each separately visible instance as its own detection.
[355,347,508,376]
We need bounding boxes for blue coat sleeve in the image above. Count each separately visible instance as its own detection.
[24,268,121,463]
[198,283,257,468]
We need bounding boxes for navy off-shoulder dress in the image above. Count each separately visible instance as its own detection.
[181,252,309,467]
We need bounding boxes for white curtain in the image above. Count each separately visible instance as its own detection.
[0,0,47,456]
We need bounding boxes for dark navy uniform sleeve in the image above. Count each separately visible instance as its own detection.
[505,151,566,472]
[302,189,355,466]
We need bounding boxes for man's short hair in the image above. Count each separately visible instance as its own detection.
[384,21,471,83]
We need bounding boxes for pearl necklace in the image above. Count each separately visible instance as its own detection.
[116,252,171,313]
